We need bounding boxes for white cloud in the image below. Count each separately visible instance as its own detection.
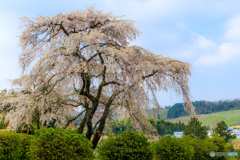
[194,43,240,66]
[191,35,216,49]
[224,16,240,41]
[170,29,218,61]
[193,16,240,67]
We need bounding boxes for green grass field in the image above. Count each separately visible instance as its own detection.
[167,110,240,128]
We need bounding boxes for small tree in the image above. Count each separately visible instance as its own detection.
[183,116,207,139]
[212,121,231,142]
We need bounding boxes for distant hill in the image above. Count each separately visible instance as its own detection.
[167,109,240,128]
[167,99,240,119]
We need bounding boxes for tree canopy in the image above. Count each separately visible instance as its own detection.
[183,116,208,139]
[212,121,232,142]
[0,6,194,149]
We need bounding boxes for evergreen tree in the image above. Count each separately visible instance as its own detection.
[212,121,232,142]
[183,116,208,139]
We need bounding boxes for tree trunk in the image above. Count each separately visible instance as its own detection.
[92,91,120,149]
[37,112,40,129]
[92,104,111,149]
[78,114,86,134]
[85,102,99,140]
[92,117,107,149]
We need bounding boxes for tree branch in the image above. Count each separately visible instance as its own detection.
[64,110,85,129]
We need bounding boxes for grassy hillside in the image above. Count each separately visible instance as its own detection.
[148,109,169,119]
[167,110,240,128]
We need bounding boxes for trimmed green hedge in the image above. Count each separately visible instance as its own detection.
[97,130,154,160]
[27,128,94,160]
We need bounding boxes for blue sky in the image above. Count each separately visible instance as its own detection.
[1,0,240,108]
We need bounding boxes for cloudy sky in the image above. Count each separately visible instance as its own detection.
[1,0,240,108]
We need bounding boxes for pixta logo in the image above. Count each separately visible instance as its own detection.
[210,151,238,157]
[210,151,215,157]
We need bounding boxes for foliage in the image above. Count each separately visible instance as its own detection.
[108,118,185,136]
[182,136,220,160]
[0,131,33,159]
[148,118,185,136]
[183,116,208,139]
[154,136,194,160]
[27,128,94,160]
[232,134,236,139]
[224,142,235,152]
[97,130,154,160]
[206,135,226,152]
[167,99,240,119]
[213,121,232,142]
[106,118,136,135]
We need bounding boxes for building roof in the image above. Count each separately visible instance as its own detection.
[207,129,213,132]
[174,132,183,134]
[233,129,240,131]
[228,127,233,130]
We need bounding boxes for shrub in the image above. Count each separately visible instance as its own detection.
[154,136,194,160]
[27,128,94,160]
[0,131,33,159]
[97,130,154,160]
[206,135,226,153]
[182,136,218,160]
[232,134,236,139]
[18,133,34,160]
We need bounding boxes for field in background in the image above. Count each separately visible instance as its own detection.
[167,114,208,125]
[167,110,240,128]
[230,125,240,129]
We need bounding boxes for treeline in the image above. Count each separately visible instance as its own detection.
[107,118,186,136]
[167,99,240,119]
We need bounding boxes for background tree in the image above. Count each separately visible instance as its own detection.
[212,121,232,142]
[0,6,194,149]
[183,116,208,139]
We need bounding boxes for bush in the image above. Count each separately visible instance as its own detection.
[0,131,33,159]
[206,135,226,153]
[18,133,34,159]
[97,130,154,160]
[182,136,218,160]
[154,136,194,160]
[27,128,94,160]
[232,134,236,139]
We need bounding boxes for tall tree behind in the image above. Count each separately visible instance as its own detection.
[212,121,232,142]
[0,6,194,149]
[183,116,208,139]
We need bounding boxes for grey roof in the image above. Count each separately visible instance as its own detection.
[207,129,213,132]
